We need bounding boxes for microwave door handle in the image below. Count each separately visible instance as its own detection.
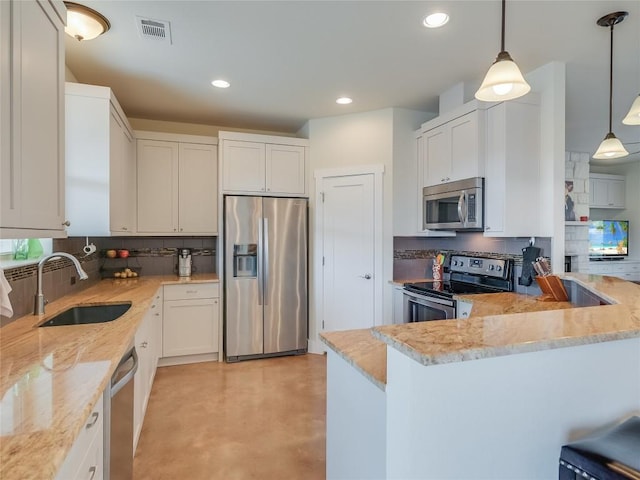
[457,191,465,225]
[463,190,469,225]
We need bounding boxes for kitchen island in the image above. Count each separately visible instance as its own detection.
[0,274,218,480]
[321,273,640,479]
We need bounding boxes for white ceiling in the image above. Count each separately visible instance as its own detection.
[65,1,640,164]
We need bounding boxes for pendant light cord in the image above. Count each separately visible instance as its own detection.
[501,0,506,53]
[608,22,614,133]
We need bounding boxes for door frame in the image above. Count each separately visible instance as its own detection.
[312,164,384,353]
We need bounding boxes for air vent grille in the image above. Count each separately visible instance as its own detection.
[136,16,172,44]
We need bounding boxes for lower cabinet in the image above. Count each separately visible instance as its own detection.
[133,287,162,450]
[392,285,405,324]
[56,395,104,480]
[588,261,640,281]
[162,283,220,360]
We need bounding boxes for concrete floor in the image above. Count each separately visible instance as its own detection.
[133,354,327,480]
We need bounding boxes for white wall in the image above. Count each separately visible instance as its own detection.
[525,61,566,273]
[591,161,640,260]
[305,108,427,350]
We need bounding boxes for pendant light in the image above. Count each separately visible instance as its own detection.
[475,0,530,102]
[623,95,640,125]
[64,2,110,41]
[593,12,629,160]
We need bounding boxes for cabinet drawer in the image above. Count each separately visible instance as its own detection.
[56,395,104,480]
[164,282,219,300]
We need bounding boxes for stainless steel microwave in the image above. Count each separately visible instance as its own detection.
[423,177,484,231]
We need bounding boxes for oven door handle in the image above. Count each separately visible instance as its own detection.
[403,290,454,308]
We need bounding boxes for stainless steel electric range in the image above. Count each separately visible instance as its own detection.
[403,254,515,322]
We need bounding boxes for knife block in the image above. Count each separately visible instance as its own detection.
[535,275,569,302]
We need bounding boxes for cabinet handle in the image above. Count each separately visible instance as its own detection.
[122,226,128,230]
[180,228,183,232]
[173,228,177,232]
[485,226,491,231]
[62,220,71,227]
[85,412,99,429]
[151,304,156,308]
[155,312,160,316]
[186,290,197,294]
[88,466,97,480]
[140,341,148,348]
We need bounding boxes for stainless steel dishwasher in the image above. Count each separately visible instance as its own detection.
[104,345,138,480]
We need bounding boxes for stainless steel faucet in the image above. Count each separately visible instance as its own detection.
[34,252,89,315]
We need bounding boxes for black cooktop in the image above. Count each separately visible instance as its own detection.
[404,280,507,300]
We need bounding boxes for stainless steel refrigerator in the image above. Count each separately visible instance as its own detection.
[224,195,308,362]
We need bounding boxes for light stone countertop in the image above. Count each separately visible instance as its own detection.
[321,274,640,387]
[0,273,218,480]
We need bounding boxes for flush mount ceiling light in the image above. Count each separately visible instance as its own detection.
[423,12,449,28]
[64,2,110,41]
[336,97,353,105]
[211,79,230,89]
[593,11,629,160]
[475,0,530,102]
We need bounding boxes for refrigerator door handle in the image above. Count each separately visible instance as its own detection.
[263,217,269,305]
[257,217,264,306]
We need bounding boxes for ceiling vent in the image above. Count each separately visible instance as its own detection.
[136,16,172,44]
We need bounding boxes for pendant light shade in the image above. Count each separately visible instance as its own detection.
[593,132,629,159]
[593,11,629,160]
[622,94,640,125]
[475,0,530,102]
[64,2,110,41]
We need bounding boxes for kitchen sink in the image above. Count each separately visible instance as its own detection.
[39,302,132,327]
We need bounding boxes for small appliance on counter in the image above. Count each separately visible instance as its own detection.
[177,248,192,277]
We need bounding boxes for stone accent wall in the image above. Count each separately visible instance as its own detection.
[565,151,590,272]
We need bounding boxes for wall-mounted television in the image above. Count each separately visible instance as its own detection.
[588,220,629,259]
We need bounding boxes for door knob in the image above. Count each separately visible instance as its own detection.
[359,274,372,279]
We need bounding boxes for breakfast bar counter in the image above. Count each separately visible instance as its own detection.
[0,274,218,480]
[321,273,640,479]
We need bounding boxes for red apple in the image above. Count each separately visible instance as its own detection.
[118,249,129,258]
[106,249,117,258]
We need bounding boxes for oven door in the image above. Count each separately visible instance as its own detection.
[403,290,456,323]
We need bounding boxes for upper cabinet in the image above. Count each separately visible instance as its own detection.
[220,131,308,196]
[136,132,218,235]
[1,0,67,238]
[589,173,625,209]
[484,97,542,237]
[419,107,485,188]
[65,83,136,236]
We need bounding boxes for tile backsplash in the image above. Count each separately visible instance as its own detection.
[1,236,216,326]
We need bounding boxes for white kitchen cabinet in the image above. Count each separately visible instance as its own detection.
[162,283,220,361]
[484,97,542,237]
[56,395,104,480]
[589,174,625,209]
[588,260,640,281]
[133,288,162,450]
[1,0,67,238]
[392,285,405,324]
[220,131,308,196]
[419,108,485,188]
[136,132,218,235]
[65,83,136,236]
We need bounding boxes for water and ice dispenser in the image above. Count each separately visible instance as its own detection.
[233,244,257,278]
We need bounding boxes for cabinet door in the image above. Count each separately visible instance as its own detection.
[1,0,66,233]
[222,140,266,192]
[590,178,608,207]
[109,109,135,234]
[137,140,179,233]
[422,127,449,186]
[178,143,217,233]
[392,286,405,324]
[449,112,479,181]
[266,144,306,195]
[608,179,625,208]
[163,298,218,357]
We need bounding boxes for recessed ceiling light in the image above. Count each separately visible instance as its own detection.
[336,97,353,105]
[211,79,230,88]
[423,12,449,28]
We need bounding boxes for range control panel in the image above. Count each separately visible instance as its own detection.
[449,255,511,280]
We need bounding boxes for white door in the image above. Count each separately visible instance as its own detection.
[321,174,375,332]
